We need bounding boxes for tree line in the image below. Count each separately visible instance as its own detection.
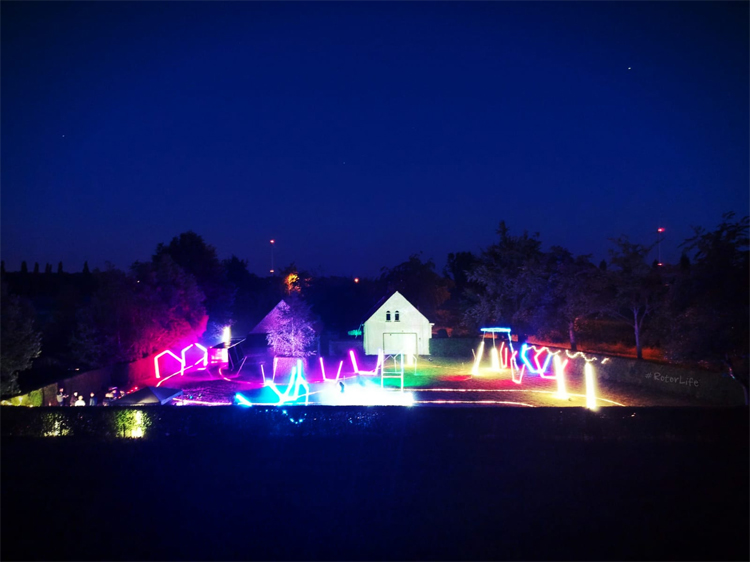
[1,214,747,398]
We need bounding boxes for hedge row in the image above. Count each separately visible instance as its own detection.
[2,405,747,443]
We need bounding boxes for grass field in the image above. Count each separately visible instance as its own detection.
[159,354,704,408]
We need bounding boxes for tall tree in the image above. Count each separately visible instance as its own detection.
[154,231,234,334]
[20,261,28,274]
[33,262,40,274]
[660,213,749,402]
[223,255,253,291]
[70,257,207,367]
[604,236,666,359]
[380,253,452,322]
[57,262,63,274]
[1,294,42,396]
[546,250,608,350]
[444,251,479,296]
[82,261,90,274]
[465,221,544,336]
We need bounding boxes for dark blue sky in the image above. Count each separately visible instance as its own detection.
[2,2,747,277]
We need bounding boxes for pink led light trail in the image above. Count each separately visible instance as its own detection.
[510,351,524,384]
[335,360,343,382]
[154,350,183,380]
[349,350,360,374]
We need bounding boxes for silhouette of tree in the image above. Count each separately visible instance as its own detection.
[465,221,544,336]
[223,255,253,291]
[83,261,90,275]
[57,262,63,274]
[604,236,666,360]
[154,231,234,335]
[33,262,39,274]
[546,250,608,351]
[70,257,207,367]
[380,253,452,322]
[660,213,749,402]
[20,261,28,274]
[1,294,42,396]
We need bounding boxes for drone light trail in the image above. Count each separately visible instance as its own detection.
[349,350,360,374]
[585,362,598,410]
[154,350,183,380]
[566,350,598,362]
[500,342,509,369]
[266,364,311,406]
[194,343,208,368]
[235,393,253,407]
[520,344,552,378]
[335,360,343,382]
[490,346,501,371]
[471,340,485,375]
[554,355,569,399]
[180,344,208,376]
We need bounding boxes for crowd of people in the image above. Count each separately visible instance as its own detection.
[55,387,125,407]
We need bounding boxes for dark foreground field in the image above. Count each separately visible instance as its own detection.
[2,407,748,561]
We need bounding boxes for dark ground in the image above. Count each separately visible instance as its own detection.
[2,409,748,561]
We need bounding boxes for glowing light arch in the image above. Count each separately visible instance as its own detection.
[154,350,182,380]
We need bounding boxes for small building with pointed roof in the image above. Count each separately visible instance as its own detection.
[363,291,433,356]
[249,300,289,335]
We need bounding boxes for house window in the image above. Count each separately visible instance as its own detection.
[386,311,391,322]
[395,310,400,322]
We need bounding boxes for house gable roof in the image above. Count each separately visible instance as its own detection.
[363,291,430,324]
[249,300,289,334]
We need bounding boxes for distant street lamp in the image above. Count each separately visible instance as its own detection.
[270,239,275,275]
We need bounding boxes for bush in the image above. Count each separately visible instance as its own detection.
[429,338,482,357]
[28,389,43,407]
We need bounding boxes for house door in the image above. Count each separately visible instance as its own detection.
[383,332,417,356]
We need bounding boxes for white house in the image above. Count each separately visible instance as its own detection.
[363,291,433,356]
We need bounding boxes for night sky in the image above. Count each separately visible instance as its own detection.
[2,2,747,277]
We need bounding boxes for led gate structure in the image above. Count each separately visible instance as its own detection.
[473,328,520,381]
